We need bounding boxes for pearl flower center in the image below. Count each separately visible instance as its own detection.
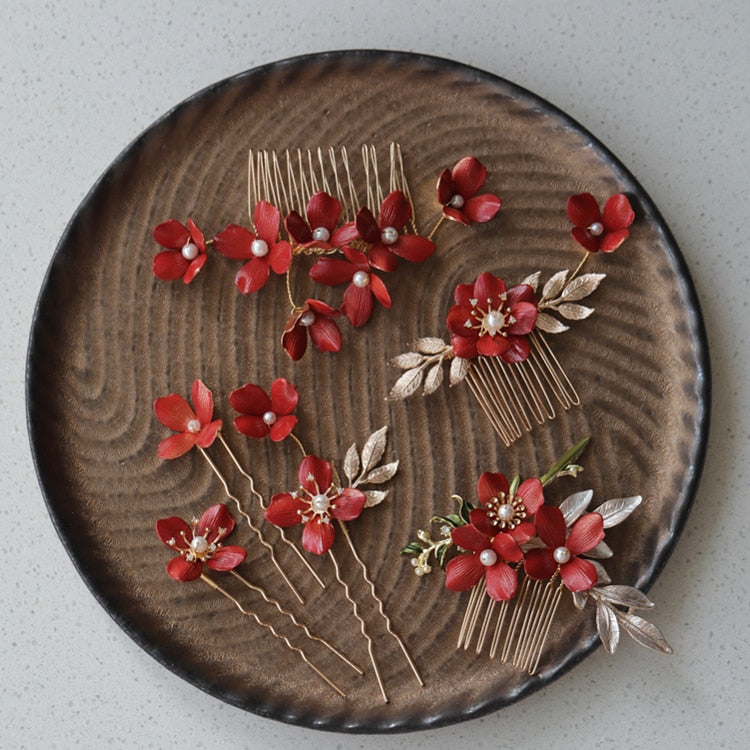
[191,535,209,555]
[352,270,370,288]
[449,194,465,208]
[262,411,277,425]
[312,226,330,242]
[588,221,604,236]
[311,493,331,514]
[380,226,398,245]
[187,419,202,433]
[181,241,199,260]
[484,491,527,530]
[553,546,571,564]
[299,310,315,326]
[479,549,498,567]
[251,239,269,257]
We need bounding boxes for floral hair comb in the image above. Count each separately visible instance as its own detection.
[151,146,500,360]
[155,501,361,696]
[388,192,635,446]
[402,438,672,674]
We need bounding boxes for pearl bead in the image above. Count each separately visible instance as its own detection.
[299,311,315,326]
[191,536,209,555]
[181,241,199,260]
[352,270,370,288]
[262,411,277,425]
[251,239,269,257]
[485,310,504,332]
[312,226,330,242]
[588,221,604,236]
[380,226,398,245]
[497,503,515,522]
[479,549,498,567]
[449,194,465,208]
[311,494,330,513]
[187,419,201,434]
[553,546,571,564]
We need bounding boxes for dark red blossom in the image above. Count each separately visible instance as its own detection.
[436,156,502,225]
[152,218,207,284]
[524,505,605,592]
[355,190,435,272]
[229,378,298,442]
[265,455,366,555]
[310,246,391,327]
[447,271,538,361]
[156,503,246,582]
[213,201,292,294]
[153,379,222,459]
[469,472,543,538]
[282,298,342,361]
[284,191,358,250]
[566,192,634,253]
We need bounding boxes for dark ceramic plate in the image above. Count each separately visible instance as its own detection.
[27,51,709,732]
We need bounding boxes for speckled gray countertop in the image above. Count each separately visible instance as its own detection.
[2,2,747,747]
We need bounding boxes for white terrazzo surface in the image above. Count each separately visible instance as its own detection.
[1,1,747,748]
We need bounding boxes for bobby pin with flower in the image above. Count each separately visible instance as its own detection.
[388,192,634,447]
[402,438,671,674]
[152,145,500,360]
[155,502,361,696]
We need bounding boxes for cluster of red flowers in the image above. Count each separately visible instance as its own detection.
[445,472,605,600]
[152,156,502,361]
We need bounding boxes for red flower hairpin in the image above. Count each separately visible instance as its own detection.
[402,438,672,673]
[388,192,634,446]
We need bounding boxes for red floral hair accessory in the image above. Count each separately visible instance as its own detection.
[403,438,672,673]
[152,218,207,284]
[567,192,634,253]
[229,378,299,442]
[388,191,635,447]
[436,156,502,226]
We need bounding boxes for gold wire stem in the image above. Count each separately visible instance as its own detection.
[568,252,590,284]
[229,570,361,674]
[284,267,298,311]
[337,521,423,687]
[426,214,446,241]
[216,434,326,591]
[199,574,344,697]
[198,446,305,605]
[328,548,388,703]
[288,432,308,459]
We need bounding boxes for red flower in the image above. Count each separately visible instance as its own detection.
[355,190,435,272]
[524,506,605,592]
[265,455,367,555]
[156,503,246,582]
[566,192,634,253]
[436,156,502,225]
[152,218,207,284]
[310,246,391,327]
[284,191,358,250]
[153,379,222,459]
[469,472,544,538]
[282,298,342,361]
[213,201,292,294]
[444,523,524,601]
[446,271,538,361]
[229,378,298,442]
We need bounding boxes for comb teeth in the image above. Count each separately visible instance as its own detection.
[248,143,416,229]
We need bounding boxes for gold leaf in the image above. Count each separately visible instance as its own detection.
[596,600,620,654]
[520,270,541,292]
[559,272,606,301]
[423,362,445,395]
[364,489,389,508]
[595,584,654,610]
[535,312,569,334]
[449,356,470,386]
[390,351,424,369]
[592,496,643,528]
[541,269,569,301]
[363,460,399,485]
[360,425,388,473]
[613,610,673,654]
[555,302,594,320]
[343,443,359,484]
[414,337,450,354]
[388,367,424,400]
[559,490,593,525]
[586,540,614,559]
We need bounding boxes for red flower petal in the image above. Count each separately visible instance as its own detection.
[196,419,221,448]
[153,219,189,250]
[309,316,342,353]
[308,299,340,317]
[602,193,634,231]
[453,282,475,306]
[560,557,598,592]
[566,192,600,227]
[197,503,235,541]
[436,168,454,205]
[600,229,629,252]
[378,190,411,230]
[473,271,506,304]
[157,432,197,459]
[331,221,359,247]
[571,226,600,252]
[477,471,510,507]
[233,414,269,439]
[153,250,189,281]
[235,258,271,294]
[451,156,487,198]
[155,516,191,547]
[450,334,478,359]
[154,393,196,432]
[265,493,306,527]
[442,206,471,225]
[302,517,335,555]
[191,380,214,425]
[477,334,511,357]
[309,257,355,286]
[469,508,495,536]
[463,194,502,223]
[524,547,557,581]
[507,283,537,306]
[342,283,374,327]
[354,206,380,243]
[369,274,392,309]
[507,301,538,335]
[306,192,341,232]
[566,512,605,556]
[391,235,435,263]
[282,319,307,361]
[253,200,280,243]
[534,505,566,548]
[166,556,202,582]
[451,523,491,552]
[484,560,518,601]
[367,243,399,272]
[509,521,536,545]
[229,383,272,415]
[270,378,298,415]
[183,254,207,284]
[498,335,531,363]
[298,455,332,494]
[446,304,474,336]
[284,210,312,243]
[491,532,523,563]
[269,415,297,442]
[213,224,253,259]
[332,488,366,521]
[445,553,484,592]
[269,241,292,274]
[187,218,205,251]
[516,477,544,515]
[206,545,247,571]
